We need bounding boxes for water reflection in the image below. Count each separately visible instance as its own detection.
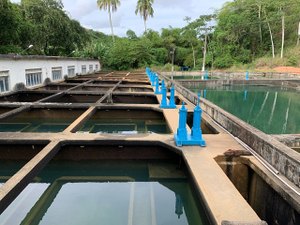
[193,85,300,134]
[243,90,248,101]
[78,109,171,134]
[79,119,170,134]
[0,183,49,225]
[203,89,207,99]
[175,193,184,218]
[0,161,210,225]
[0,109,84,133]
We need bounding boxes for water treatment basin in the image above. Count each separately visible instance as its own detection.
[72,85,113,92]
[0,107,16,115]
[0,108,85,132]
[45,94,103,103]
[106,94,159,104]
[78,108,171,134]
[0,143,48,183]
[0,158,210,225]
[190,85,300,134]
[0,143,47,161]
[36,84,77,91]
[92,80,119,85]
[122,80,151,85]
[0,92,53,103]
[115,86,153,93]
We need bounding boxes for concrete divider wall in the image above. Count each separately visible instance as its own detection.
[161,71,202,76]
[162,75,300,188]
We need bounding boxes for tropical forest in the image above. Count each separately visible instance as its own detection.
[1,0,300,70]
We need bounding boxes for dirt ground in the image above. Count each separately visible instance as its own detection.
[272,66,300,74]
[218,66,300,75]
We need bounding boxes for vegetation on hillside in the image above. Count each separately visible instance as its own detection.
[209,0,300,69]
[1,0,300,70]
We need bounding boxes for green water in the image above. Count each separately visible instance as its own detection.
[79,119,170,134]
[0,161,210,225]
[78,109,171,134]
[0,121,69,132]
[0,109,84,133]
[190,85,300,134]
[0,160,27,181]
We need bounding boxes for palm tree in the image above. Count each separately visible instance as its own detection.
[97,0,120,42]
[135,0,154,32]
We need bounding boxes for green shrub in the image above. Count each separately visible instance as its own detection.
[162,63,180,71]
[287,56,298,66]
[0,45,22,54]
[214,55,235,68]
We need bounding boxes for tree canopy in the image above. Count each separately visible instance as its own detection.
[97,0,120,42]
[1,0,300,70]
[0,0,89,55]
[209,0,300,68]
[135,0,154,32]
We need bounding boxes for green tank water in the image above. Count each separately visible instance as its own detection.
[0,160,210,225]
[191,85,300,134]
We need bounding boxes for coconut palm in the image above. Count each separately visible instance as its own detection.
[97,0,120,42]
[135,0,154,32]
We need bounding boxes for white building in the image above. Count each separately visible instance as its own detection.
[0,55,101,93]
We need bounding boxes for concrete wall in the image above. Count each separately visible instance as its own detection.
[272,134,300,152]
[0,55,100,93]
[216,156,300,225]
[162,74,300,188]
[161,71,203,76]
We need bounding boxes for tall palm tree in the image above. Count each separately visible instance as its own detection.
[97,0,120,42]
[135,0,154,32]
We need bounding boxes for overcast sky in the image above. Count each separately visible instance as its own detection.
[12,0,230,36]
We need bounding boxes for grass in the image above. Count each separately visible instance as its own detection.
[254,46,300,68]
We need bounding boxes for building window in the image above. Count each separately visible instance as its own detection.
[0,71,9,92]
[52,67,62,81]
[89,65,93,73]
[68,66,75,77]
[25,69,42,87]
[81,65,87,74]
[95,64,99,71]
